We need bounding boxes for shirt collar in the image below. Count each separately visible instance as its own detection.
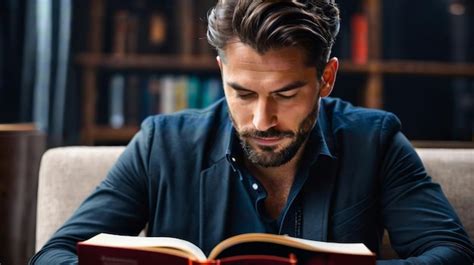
[302,119,335,165]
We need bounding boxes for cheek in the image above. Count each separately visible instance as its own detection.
[278,97,317,128]
[276,108,303,129]
[227,99,253,127]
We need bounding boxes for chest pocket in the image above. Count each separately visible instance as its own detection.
[330,195,377,241]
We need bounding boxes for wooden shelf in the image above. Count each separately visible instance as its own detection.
[0,123,37,132]
[76,53,218,71]
[340,60,474,77]
[411,141,474,149]
[92,126,139,142]
[77,54,474,77]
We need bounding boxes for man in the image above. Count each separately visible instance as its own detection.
[31,0,473,264]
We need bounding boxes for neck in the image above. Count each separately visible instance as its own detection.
[244,141,308,219]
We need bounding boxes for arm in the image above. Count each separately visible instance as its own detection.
[30,118,155,264]
[377,129,473,264]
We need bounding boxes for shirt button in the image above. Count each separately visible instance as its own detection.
[231,157,236,162]
[252,183,259,190]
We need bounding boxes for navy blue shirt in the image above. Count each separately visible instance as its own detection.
[31,97,474,264]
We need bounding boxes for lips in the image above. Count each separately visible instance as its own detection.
[251,136,283,146]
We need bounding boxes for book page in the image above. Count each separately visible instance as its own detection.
[209,233,374,260]
[81,233,207,261]
[290,237,374,255]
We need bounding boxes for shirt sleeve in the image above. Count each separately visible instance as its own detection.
[29,117,155,265]
[377,123,473,264]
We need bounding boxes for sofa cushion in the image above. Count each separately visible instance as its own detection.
[35,147,473,257]
[35,146,125,252]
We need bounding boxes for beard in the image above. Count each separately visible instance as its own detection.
[231,101,319,168]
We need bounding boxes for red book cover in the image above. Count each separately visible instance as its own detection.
[351,13,368,64]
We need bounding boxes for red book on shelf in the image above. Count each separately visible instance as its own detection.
[77,233,375,265]
[351,13,368,64]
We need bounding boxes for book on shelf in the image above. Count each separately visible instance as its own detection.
[187,76,201,109]
[126,13,139,54]
[124,74,140,126]
[77,233,375,265]
[146,75,162,116]
[138,76,155,122]
[109,74,125,129]
[142,0,174,54]
[112,10,129,57]
[176,0,194,56]
[174,76,189,111]
[119,74,224,126]
[160,75,176,113]
[202,78,223,108]
[350,12,368,65]
[148,12,167,47]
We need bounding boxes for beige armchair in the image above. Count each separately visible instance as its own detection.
[35,147,473,258]
[35,146,125,252]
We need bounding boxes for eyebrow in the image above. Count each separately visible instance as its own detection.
[227,80,307,94]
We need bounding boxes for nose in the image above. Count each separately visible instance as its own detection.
[252,98,277,131]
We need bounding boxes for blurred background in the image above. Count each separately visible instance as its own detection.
[0,1,473,264]
[0,0,473,147]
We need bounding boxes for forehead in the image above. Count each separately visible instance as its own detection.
[222,42,309,72]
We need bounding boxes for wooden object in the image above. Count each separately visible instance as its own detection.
[0,124,46,265]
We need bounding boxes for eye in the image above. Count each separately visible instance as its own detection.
[275,91,297,99]
[236,92,256,99]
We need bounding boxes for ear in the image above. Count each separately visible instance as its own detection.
[320,57,339,98]
[216,56,223,71]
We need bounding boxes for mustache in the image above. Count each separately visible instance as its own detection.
[240,128,295,138]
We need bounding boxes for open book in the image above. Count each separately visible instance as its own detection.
[78,233,375,265]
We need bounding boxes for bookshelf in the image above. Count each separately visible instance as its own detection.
[77,0,474,145]
[76,54,218,71]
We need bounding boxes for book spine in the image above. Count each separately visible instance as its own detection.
[187,76,200,109]
[139,77,153,122]
[149,12,167,48]
[176,0,194,56]
[160,75,176,113]
[148,75,162,115]
[125,74,139,126]
[126,13,139,54]
[109,74,125,129]
[201,78,223,108]
[174,76,189,111]
[351,13,368,64]
[112,10,129,57]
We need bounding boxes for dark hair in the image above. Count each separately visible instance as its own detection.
[207,0,340,77]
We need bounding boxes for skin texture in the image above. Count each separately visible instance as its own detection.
[217,41,339,218]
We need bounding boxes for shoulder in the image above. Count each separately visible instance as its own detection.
[142,98,228,136]
[321,97,400,134]
[320,97,402,150]
[136,98,229,156]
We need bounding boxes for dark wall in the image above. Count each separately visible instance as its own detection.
[0,0,26,122]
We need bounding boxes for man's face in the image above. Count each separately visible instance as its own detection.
[218,42,325,168]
